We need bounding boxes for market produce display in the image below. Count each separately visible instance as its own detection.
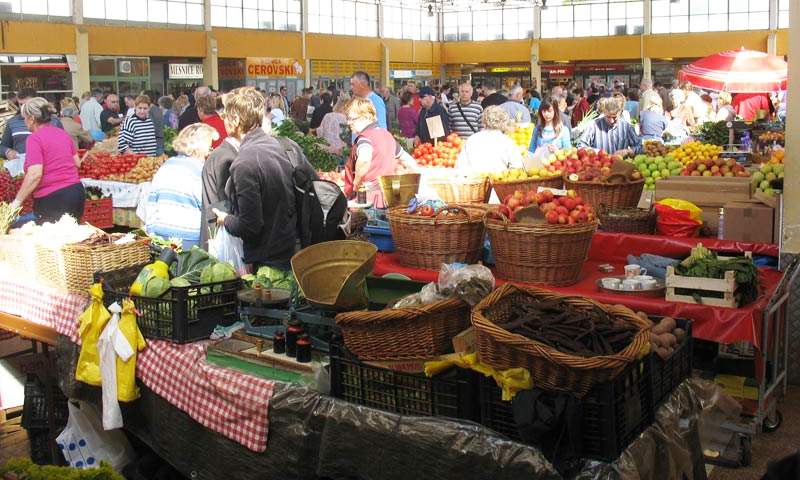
[751,163,784,196]
[630,154,683,190]
[758,131,784,144]
[80,152,167,183]
[274,119,340,172]
[489,167,561,183]
[675,244,759,306]
[0,165,22,203]
[506,123,534,152]
[491,189,595,225]
[411,133,464,168]
[559,148,628,181]
[695,121,729,146]
[646,315,687,360]
[496,298,639,357]
[642,141,674,157]
[84,186,107,201]
[0,201,20,233]
[669,141,723,166]
[679,157,749,178]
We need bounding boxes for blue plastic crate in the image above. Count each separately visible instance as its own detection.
[365,224,394,252]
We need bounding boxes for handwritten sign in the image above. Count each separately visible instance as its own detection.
[426,115,445,140]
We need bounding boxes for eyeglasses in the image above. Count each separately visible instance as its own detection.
[346,116,360,123]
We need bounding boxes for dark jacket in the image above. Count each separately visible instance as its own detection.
[416,102,451,144]
[178,105,200,131]
[200,139,237,250]
[149,104,165,154]
[481,92,508,109]
[1,114,63,158]
[309,103,332,130]
[223,128,297,269]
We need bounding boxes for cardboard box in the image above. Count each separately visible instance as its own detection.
[452,327,476,354]
[722,201,774,243]
[655,177,752,207]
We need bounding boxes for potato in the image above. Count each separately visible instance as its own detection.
[674,328,686,343]
[652,317,677,335]
[656,346,673,360]
[650,332,665,347]
[662,333,678,347]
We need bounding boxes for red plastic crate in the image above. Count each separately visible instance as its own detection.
[80,197,113,229]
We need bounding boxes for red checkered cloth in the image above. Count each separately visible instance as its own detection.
[0,271,86,341]
[137,340,276,452]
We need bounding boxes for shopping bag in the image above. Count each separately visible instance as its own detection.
[208,226,250,276]
[655,200,703,237]
[56,400,134,471]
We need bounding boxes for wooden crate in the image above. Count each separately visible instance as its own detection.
[665,266,738,308]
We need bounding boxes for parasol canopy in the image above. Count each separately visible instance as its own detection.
[678,47,787,93]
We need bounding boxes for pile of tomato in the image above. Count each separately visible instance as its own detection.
[411,133,464,168]
[79,152,145,180]
[0,167,19,202]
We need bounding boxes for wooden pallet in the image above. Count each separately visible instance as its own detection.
[665,266,738,308]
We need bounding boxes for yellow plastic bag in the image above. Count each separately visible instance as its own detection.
[75,283,111,386]
[425,352,532,401]
[656,198,703,223]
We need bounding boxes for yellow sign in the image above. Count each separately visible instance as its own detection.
[245,57,303,78]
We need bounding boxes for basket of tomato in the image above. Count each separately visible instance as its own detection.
[80,187,113,229]
[411,133,464,168]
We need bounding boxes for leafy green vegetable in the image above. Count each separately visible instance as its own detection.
[163,127,178,155]
[273,119,340,172]
[143,276,170,298]
[676,244,760,305]
[1,458,124,479]
[169,246,216,284]
[695,121,729,146]
[170,277,191,288]
[254,266,297,290]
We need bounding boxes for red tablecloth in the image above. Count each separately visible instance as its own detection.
[373,233,783,348]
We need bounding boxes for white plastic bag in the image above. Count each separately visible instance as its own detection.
[208,226,250,276]
[56,400,135,471]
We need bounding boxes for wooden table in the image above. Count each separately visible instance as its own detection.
[0,312,58,346]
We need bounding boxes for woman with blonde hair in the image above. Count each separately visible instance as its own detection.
[173,94,189,118]
[715,91,736,122]
[143,123,218,248]
[317,92,350,154]
[11,97,85,223]
[343,97,417,208]
[266,93,286,126]
[213,87,301,270]
[457,106,523,174]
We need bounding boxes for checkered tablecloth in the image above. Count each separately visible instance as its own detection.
[0,267,276,452]
[0,269,86,341]
[137,340,275,452]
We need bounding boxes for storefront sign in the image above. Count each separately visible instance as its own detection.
[542,65,575,78]
[246,57,303,78]
[168,63,204,79]
[415,69,433,77]
[392,70,414,79]
[489,66,530,74]
[219,60,245,79]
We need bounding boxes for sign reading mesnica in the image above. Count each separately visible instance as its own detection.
[169,63,204,80]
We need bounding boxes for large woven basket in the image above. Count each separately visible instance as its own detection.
[387,206,486,270]
[486,216,596,286]
[37,238,150,293]
[429,177,490,203]
[336,298,470,360]
[0,235,37,274]
[598,206,656,234]
[471,284,651,397]
[492,175,563,201]
[563,178,645,209]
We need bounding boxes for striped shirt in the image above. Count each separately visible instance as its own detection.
[448,101,483,139]
[577,117,642,154]
[144,155,204,248]
[118,114,158,156]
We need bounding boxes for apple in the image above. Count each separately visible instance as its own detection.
[697,164,707,172]
[567,216,576,225]
[563,198,576,210]
[577,211,589,222]
[702,171,713,177]
[546,211,559,224]
[556,206,569,216]
[691,170,701,176]
[558,214,568,224]
[574,196,583,206]
[507,197,520,209]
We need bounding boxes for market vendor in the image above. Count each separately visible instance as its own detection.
[144,123,218,250]
[577,96,642,156]
[10,97,85,223]
[118,95,159,156]
[416,86,451,145]
[456,106,523,174]
[343,97,418,208]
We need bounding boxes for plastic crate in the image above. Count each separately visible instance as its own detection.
[650,318,693,407]
[97,264,241,344]
[364,224,394,253]
[479,353,654,462]
[21,374,69,431]
[29,428,63,465]
[80,197,114,229]
[329,341,479,421]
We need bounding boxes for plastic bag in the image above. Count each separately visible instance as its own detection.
[655,199,703,237]
[208,226,250,276]
[56,400,135,471]
[438,263,496,306]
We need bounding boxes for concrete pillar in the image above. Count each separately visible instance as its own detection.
[769,0,780,30]
[203,35,219,89]
[72,0,83,24]
[381,43,390,88]
[642,57,652,83]
[783,1,799,252]
[643,0,652,35]
[768,32,778,56]
[377,4,384,39]
[530,42,541,91]
[302,0,310,85]
[73,28,90,96]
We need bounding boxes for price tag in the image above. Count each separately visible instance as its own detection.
[426,115,445,140]
[537,187,568,196]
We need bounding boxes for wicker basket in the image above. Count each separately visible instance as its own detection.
[37,238,151,293]
[598,206,656,234]
[0,234,37,276]
[471,283,651,397]
[486,216,596,286]
[336,298,470,360]
[563,177,645,209]
[387,206,486,270]
[491,175,563,201]
[429,177,490,203]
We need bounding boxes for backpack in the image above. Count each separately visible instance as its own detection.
[275,136,347,247]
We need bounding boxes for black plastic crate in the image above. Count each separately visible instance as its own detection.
[96,264,241,343]
[21,374,69,431]
[650,318,693,407]
[329,341,479,421]
[28,428,64,465]
[479,354,654,462]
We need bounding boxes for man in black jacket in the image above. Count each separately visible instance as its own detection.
[416,86,451,144]
[200,136,238,250]
[212,87,300,270]
[178,85,209,131]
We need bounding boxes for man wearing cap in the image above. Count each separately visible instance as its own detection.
[416,86,451,145]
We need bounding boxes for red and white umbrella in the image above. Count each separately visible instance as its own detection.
[678,47,787,93]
